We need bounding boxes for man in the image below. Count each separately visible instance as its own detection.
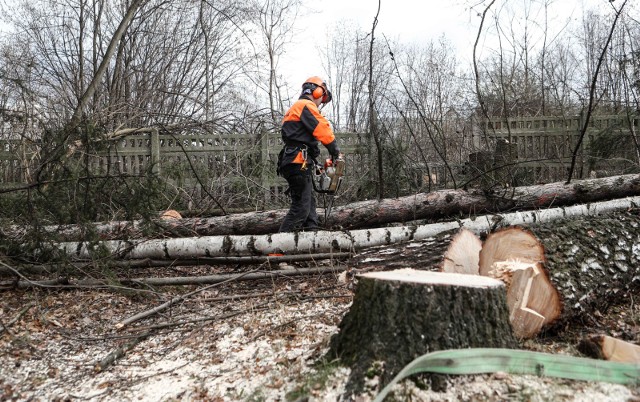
[277,76,342,232]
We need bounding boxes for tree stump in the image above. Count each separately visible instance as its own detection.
[327,269,517,393]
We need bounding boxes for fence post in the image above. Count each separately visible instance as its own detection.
[151,128,160,175]
[260,129,270,204]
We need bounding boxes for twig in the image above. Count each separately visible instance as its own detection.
[67,390,109,400]
[127,305,271,333]
[0,301,36,335]
[0,317,13,336]
[115,269,267,329]
[95,331,154,372]
[195,290,350,303]
[199,291,282,303]
[248,310,338,343]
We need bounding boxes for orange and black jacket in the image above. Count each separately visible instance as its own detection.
[279,96,340,167]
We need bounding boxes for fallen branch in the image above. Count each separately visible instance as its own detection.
[0,252,351,278]
[115,269,263,329]
[0,301,36,335]
[95,331,154,372]
[0,266,346,290]
[78,252,351,268]
[128,305,271,333]
[0,264,54,277]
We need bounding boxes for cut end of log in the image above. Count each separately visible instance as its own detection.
[160,210,182,220]
[579,334,640,363]
[477,227,561,339]
[491,260,561,339]
[479,227,545,276]
[487,260,533,286]
[441,229,482,275]
[361,268,505,289]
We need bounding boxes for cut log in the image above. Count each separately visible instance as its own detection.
[160,209,182,220]
[19,173,640,240]
[327,269,517,394]
[441,229,482,275]
[578,334,640,363]
[515,213,640,330]
[479,227,562,338]
[55,197,640,261]
[478,227,546,276]
[494,261,562,338]
[438,227,562,339]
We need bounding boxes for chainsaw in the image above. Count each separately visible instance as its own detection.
[312,155,345,223]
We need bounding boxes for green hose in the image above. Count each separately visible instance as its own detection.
[374,348,640,402]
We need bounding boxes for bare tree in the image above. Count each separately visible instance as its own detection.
[566,0,629,183]
[247,0,301,126]
[319,21,371,133]
[368,0,383,199]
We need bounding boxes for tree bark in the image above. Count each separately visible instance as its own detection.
[327,269,517,394]
[25,173,640,240]
[519,210,640,330]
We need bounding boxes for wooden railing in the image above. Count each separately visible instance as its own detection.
[0,131,370,203]
[482,114,639,183]
[1,113,638,195]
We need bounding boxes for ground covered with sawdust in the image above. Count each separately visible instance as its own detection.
[1,259,639,401]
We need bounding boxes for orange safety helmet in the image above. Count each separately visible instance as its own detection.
[302,76,332,104]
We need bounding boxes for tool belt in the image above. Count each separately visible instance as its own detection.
[276,140,319,176]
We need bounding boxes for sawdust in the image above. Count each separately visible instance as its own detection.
[1,267,639,401]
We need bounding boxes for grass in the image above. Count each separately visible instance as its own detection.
[285,358,343,401]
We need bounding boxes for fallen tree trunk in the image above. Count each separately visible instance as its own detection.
[18,173,640,240]
[512,213,640,331]
[441,227,563,339]
[55,197,640,261]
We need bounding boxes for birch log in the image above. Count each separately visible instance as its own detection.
[23,173,640,240]
[55,196,640,261]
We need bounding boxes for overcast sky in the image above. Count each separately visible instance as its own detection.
[278,0,619,99]
[279,0,477,95]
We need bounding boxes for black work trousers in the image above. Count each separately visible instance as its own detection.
[278,163,318,232]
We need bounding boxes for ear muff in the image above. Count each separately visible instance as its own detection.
[312,85,325,100]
